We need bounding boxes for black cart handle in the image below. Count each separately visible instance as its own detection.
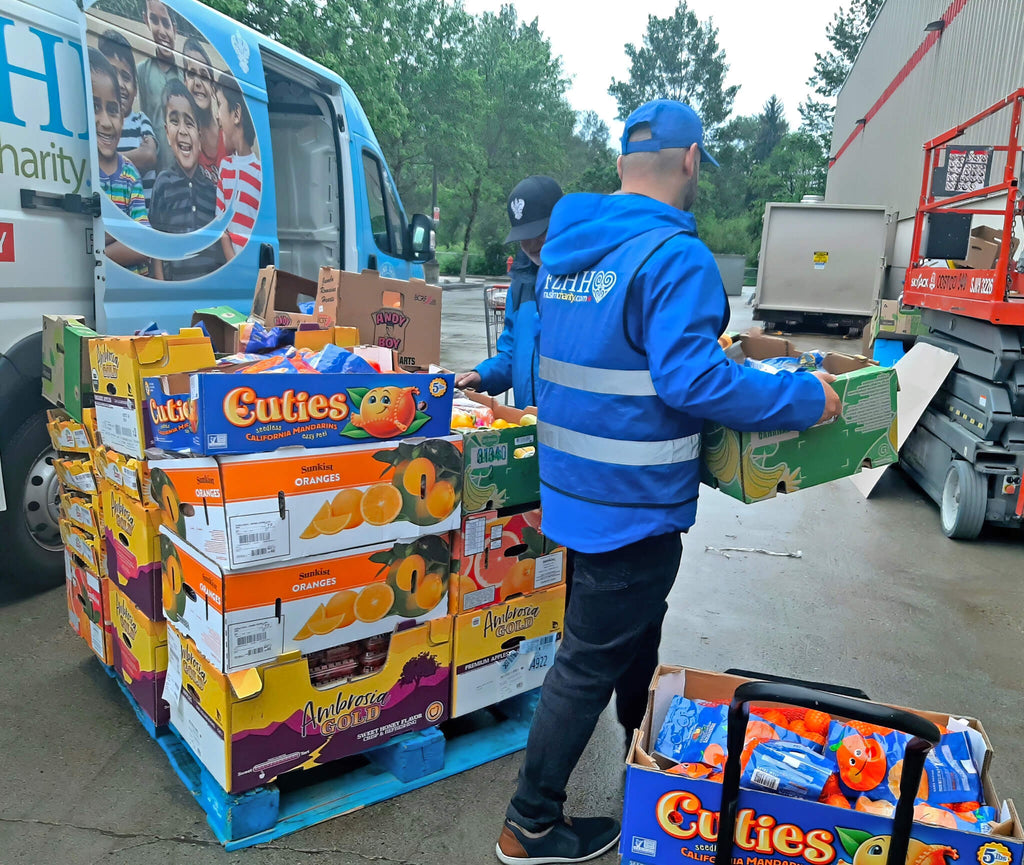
[715,681,942,865]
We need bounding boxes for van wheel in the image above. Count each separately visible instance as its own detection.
[0,411,64,590]
[940,460,987,540]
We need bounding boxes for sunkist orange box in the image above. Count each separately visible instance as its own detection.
[160,528,452,673]
[149,436,464,571]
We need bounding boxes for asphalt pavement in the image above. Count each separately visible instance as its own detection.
[1,289,1021,864]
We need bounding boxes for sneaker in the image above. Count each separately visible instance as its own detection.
[496,815,621,865]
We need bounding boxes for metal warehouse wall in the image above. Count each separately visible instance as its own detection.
[826,0,1024,295]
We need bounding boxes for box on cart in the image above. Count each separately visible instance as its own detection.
[144,366,455,455]
[148,435,464,570]
[323,268,442,371]
[89,328,215,458]
[102,485,163,621]
[702,332,898,503]
[164,617,453,793]
[457,391,539,514]
[65,551,114,665]
[451,583,565,717]
[449,507,565,613]
[159,527,451,673]
[110,584,169,728]
[620,666,1023,865]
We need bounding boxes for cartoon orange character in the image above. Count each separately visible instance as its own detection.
[351,386,419,438]
[851,834,957,865]
[834,731,887,791]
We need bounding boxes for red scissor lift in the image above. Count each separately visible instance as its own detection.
[899,89,1024,539]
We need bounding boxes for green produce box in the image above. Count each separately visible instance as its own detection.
[41,315,100,420]
[458,392,539,514]
[702,332,898,503]
[191,306,249,354]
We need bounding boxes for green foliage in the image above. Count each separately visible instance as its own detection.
[799,0,884,158]
[608,1,738,137]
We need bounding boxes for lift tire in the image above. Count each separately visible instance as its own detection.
[940,460,987,540]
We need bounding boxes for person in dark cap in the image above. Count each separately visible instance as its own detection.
[456,175,562,408]
[494,100,841,865]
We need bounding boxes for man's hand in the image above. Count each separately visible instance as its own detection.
[456,370,482,390]
[812,371,842,424]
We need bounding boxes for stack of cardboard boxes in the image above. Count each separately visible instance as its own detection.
[42,265,565,796]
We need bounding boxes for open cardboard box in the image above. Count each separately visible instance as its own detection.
[702,331,898,503]
[622,665,1023,865]
[250,266,337,328]
[324,268,442,371]
[952,225,1020,271]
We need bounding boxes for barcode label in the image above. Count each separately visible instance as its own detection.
[228,618,279,667]
[96,398,142,457]
[238,531,272,545]
[751,768,780,791]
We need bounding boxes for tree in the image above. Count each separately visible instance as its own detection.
[564,111,619,194]
[608,1,738,138]
[753,95,788,163]
[798,0,884,156]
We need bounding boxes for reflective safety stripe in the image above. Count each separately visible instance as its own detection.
[539,356,657,397]
[538,421,700,467]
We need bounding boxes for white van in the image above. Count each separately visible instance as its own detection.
[0,0,433,590]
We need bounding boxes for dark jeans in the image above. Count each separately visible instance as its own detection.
[507,532,682,832]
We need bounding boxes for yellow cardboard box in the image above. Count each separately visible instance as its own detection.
[90,329,215,458]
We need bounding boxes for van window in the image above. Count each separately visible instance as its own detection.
[362,151,403,256]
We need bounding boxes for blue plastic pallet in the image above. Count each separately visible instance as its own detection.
[98,659,167,740]
[99,653,539,851]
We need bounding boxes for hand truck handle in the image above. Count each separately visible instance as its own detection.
[714,681,941,865]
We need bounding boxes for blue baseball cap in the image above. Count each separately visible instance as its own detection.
[620,99,719,167]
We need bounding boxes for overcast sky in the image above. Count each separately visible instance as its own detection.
[459,0,845,138]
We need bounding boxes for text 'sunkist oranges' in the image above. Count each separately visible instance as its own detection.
[360,483,404,526]
[354,583,395,622]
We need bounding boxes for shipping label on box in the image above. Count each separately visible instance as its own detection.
[61,491,101,534]
[90,329,215,458]
[54,456,98,496]
[250,266,334,328]
[149,436,464,570]
[450,508,565,613]
[165,618,452,792]
[703,333,898,503]
[620,666,1023,865]
[160,528,451,673]
[102,485,163,620]
[451,584,565,717]
[110,585,168,728]
[59,519,107,576]
[47,408,95,454]
[325,268,442,371]
[160,369,456,456]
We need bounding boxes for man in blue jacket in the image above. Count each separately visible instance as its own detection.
[456,175,563,407]
[495,100,842,865]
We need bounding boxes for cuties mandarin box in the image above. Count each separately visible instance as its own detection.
[451,583,565,717]
[160,527,451,673]
[90,329,215,459]
[450,507,566,614]
[620,666,1022,865]
[148,436,463,571]
[101,485,163,621]
[110,585,169,728]
[164,618,452,793]
[151,369,456,456]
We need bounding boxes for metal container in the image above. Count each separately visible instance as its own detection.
[754,202,897,329]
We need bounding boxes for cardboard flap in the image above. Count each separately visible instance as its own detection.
[227,666,264,699]
[428,615,453,645]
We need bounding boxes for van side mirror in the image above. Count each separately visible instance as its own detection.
[408,213,435,263]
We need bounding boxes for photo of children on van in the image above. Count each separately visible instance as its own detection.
[88,0,262,280]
